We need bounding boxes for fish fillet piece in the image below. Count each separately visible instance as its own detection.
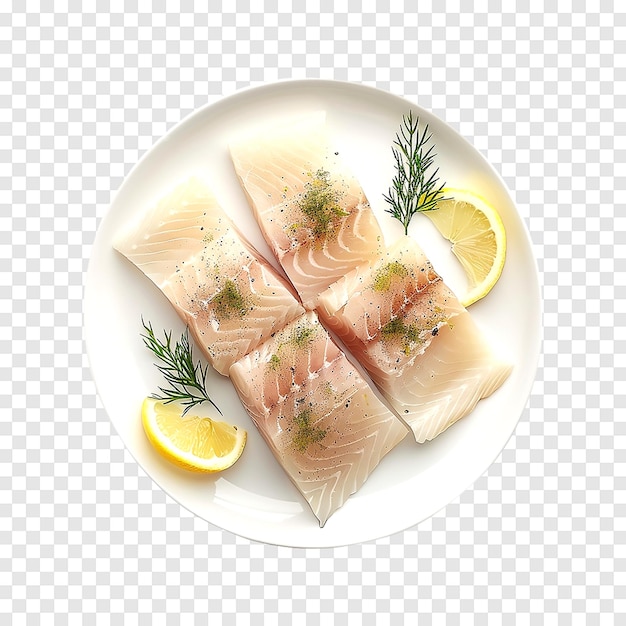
[317,236,512,443]
[317,235,441,343]
[114,177,305,375]
[228,311,343,409]
[229,112,384,309]
[229,311,408,526]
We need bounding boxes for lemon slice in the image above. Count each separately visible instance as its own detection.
[141,397,246,473]
[424,188,507,307]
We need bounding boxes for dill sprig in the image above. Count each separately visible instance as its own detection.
[140,318,221,416]
[383,111,447,234]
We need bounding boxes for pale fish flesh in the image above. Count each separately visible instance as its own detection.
[114,177,305,375]
[316,236,512,443]
[229,311,408,526]
[229,112,385,309]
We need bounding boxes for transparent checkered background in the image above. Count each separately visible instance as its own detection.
[2,2,624,623]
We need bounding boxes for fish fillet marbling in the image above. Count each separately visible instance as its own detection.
[229,311,408,526]
[317,236,512,443]
[114,177,305,375]
[229,112,385,309]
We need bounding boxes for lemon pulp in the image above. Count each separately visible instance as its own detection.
[141,397,246,473]
[425,189,507,307]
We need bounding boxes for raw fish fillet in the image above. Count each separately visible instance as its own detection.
[317,236,512,443]
[229,311,408,526]
[229,112,384,309]
[114,177,305,375]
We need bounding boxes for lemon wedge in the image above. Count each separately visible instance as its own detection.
[141,397,246,473]
[424,189,507,307]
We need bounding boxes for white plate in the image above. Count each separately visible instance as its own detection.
[84,80,541,548]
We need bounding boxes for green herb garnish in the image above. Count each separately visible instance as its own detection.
[383,111,447,234]
[297,169,348,237]
[292,408,327,452]
[289,324,316,348]
[372,261,409,292]
[381,306,447,355]
[211,279,248,320]
[141,319,221,416]
[268,354,281,370]
[266,323,317,372]
[381,317,422,355]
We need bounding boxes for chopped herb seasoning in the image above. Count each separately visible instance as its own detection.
[292,408,327,452]
[381,308,446,355]
[265,323,318,373]
[297,169,348,237]
[372,261,409,292]
[381,317,422,355]
[268,354,281,370]
[211,279,248,320]
[289,324,316,348]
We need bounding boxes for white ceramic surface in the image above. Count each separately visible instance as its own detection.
[84,80,541,548]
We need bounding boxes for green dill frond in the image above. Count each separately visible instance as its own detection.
[383,111,448,234]
[140,318,221,416]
